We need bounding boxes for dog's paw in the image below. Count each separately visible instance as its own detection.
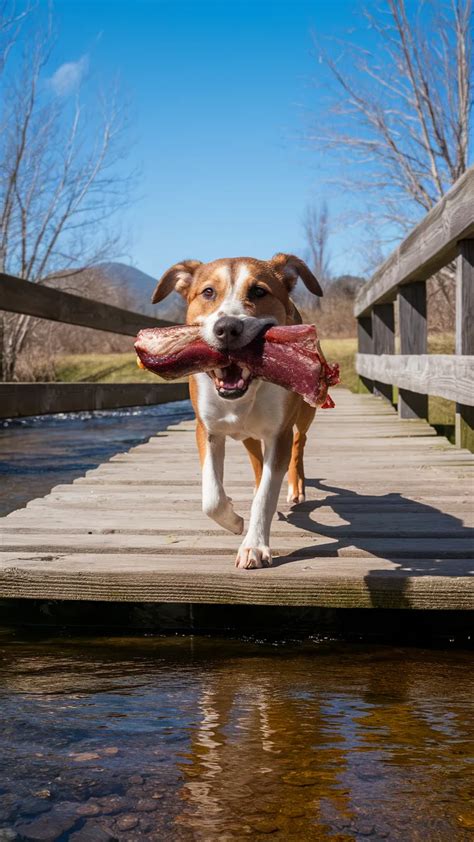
[287,484,305,505]
[235,544,272,569]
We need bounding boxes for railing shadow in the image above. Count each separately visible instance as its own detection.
[273,478,473,579]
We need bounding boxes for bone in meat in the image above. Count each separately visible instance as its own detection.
[135,325,224,380]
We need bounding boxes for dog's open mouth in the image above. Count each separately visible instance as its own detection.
[212,362,253,399]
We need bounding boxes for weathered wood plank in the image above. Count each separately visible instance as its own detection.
[357,315,374,393]
[373,303,395,404]
[456,240,474,357]
[398,282,428,419]
[0,271,170,334]
[354,165,474,316]
[0,551,472,609]
[356,353,474,405]
[357,317,373,353]
[0,381,189,418]
[0,532,471,560]
[6,505,473,536]
[456,240,474,449]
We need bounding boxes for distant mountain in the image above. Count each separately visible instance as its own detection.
[99,262,186,323]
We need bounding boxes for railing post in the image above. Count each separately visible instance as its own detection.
[372,303,394,404]
[456,240,474,449]
[357,314,373,393]
[398,282,428,419]
[0,315,3,382]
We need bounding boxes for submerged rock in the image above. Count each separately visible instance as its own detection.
[115,814,139,831]
[15,812,77,840]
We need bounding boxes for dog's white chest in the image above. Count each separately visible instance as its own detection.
[194,373,287,440]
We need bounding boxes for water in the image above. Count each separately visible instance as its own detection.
[1,406,473,839]
[0,633,472,841]
[0,401,194,517]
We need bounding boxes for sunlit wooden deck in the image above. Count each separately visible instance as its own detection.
[0,388,473,617]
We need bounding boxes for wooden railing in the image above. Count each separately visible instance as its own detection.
[354,165,474,450]
[0,273,189,418]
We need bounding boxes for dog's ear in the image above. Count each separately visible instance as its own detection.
[152,260,203,304]
[270,253,323,297]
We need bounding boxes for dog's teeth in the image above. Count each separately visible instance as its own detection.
[219,380,225,387]
[242,366,250,380]
[237,378,245,389]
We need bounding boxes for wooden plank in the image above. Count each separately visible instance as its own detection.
[357,315,374,393]
[456,405,474,452]
[456,240,474,450]
[357,316,373,353]
[356,353,474,405]
[354,166,474,316]
[456,240,474,356]
[398,282,428,420]
[22,487,474,513]
[0,381,189,418]
[373,303,395,404]
[0,551,472,610]
[0,271,171,335]
[1,532,472,560]
[102,451,474,466]
[7,504,473,536]
[22,494,472,519]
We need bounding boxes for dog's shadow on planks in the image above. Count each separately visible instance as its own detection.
[273,478,474,578]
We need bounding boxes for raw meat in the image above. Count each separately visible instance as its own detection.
[134,323,339,408]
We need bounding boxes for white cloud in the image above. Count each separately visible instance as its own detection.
[49,55,89,97]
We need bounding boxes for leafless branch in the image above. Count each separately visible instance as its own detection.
[0,6,135,379]
[309,0,472,240]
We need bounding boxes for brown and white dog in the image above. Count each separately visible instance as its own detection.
[152,254,323,569]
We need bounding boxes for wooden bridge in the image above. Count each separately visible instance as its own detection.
[0,169,473,634]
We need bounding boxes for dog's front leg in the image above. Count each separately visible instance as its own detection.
[200,430,244,535]
[236,427,293,569]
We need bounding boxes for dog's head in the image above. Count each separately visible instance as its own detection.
[152,254,322,400]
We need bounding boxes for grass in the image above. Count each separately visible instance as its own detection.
[321,338,361,394]
[57,353,163,384]
[57,334,456,428]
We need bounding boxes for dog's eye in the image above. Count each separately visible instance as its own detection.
[249,285,267,299]
[201,287,215,299]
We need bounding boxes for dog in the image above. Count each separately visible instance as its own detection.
[151,254,323,569]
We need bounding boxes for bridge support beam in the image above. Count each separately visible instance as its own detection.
[357,315,374,393]
[398,282,428,420]
[373,303,394,405]
[456,240,474,449]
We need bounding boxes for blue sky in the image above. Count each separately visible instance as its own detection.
[50,0,366,279]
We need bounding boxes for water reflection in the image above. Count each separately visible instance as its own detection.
[0,635,472,840]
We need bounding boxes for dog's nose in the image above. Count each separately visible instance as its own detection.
[213,316,244,346]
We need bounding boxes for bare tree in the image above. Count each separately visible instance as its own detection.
[296,201,331,319]
[308,0,472,331]
[310,0,472,235]
[0,1,32,73]
[303,201,331,284]
[0,8,133,380]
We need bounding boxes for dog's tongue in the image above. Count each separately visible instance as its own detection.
[220,362,244,390]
